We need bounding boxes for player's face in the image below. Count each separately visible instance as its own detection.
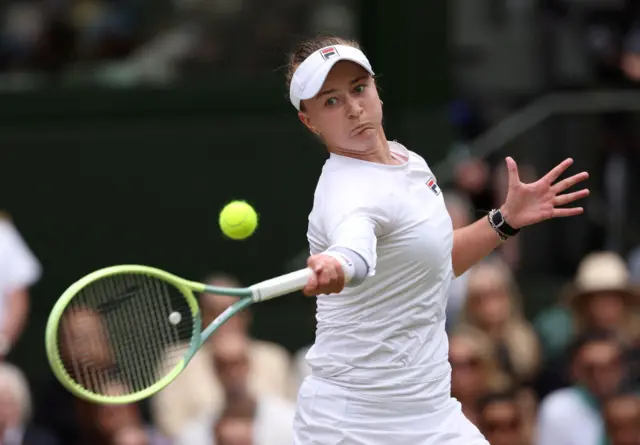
[299,61,382,153]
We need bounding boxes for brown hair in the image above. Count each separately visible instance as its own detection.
[285,36,362,101]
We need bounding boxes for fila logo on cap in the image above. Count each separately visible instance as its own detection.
[320,46,339,60]
[426,176,441,195]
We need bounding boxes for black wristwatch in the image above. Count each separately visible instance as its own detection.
[487,208,520,241]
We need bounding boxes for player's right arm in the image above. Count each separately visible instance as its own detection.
[303,179,390,296]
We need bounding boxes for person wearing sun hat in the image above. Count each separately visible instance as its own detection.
[568,252,640,343]
[534,251,640,397]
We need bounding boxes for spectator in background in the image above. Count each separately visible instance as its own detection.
[602,391,640,445]
[0,362,58,445]
[448,326,512,426]
[0,214,41,358]
[535,251,640,396]
[458,257,540,386]
[74,381,168,445]
[535,331,628,445]
[477,391,530,445]
[176,333,295,445]
[151,272,293,438]
[443,189,474,330]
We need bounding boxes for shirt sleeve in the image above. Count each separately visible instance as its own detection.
[317,182,394,277]
[0,220,41,292]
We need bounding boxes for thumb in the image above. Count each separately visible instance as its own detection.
[505,156,521,188]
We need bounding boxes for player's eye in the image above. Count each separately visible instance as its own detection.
[354,84,366,94]
[325,97,338,107]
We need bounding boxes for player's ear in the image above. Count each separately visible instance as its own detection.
[298,112,319,135]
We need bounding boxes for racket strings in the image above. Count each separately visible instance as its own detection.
[57,273,194,397]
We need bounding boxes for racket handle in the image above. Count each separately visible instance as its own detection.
[249,268,313,302]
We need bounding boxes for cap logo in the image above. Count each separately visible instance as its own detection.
[320,46,339,60]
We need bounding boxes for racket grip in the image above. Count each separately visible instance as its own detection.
[249,268,314,302]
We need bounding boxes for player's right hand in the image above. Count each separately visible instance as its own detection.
[304,254,346,296]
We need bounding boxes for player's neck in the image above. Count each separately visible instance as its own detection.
[329,128,399,165]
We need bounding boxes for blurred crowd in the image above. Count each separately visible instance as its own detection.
[0,0,357,88]
[2,186,640,445]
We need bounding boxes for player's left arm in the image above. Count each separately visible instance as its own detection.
[451,157,589,277]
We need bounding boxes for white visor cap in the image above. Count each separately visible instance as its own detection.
[289,44,375,111]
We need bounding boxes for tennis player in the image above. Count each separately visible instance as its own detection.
[286,37,589,445]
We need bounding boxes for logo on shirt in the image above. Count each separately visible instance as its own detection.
[426,176,441,196]
[320,47,339,60]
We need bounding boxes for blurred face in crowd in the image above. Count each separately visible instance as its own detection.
[574,340,623,399]
[478,399,523,445]
[113,426,150,445]
[466,265,512,331]
[202,277,248,338]
[604,394,640,445]
[78,382,142,439]
[449,335,487,398]
[213,334,251,400]
[61,309,113,376]
[583,291,625,331]
[299,61,383,154]
[215,418,254,445]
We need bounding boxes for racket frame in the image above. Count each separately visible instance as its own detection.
[45,264,313,405]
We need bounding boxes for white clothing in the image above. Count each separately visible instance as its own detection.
[294,375,488,445]
[0,219,40,328]
[296,142,485,444]
[535,387,603,445]
[175,395,295,445]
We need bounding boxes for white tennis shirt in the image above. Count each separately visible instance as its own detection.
[306,141,454,395]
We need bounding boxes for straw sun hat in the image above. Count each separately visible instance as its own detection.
[568,252,640,310]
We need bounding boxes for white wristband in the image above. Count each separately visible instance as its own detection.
[322,251,355,284]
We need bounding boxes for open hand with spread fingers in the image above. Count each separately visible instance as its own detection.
[499,157,589,229]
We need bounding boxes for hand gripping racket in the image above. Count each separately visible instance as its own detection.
[44,265,315,405]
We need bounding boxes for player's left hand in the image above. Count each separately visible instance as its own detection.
[500,157,589,229]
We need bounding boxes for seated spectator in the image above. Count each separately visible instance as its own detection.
[458,257,540,385]
[0,214,41,358]
[602,391,640,445]
[0,362,58,445]
[535,331,628,445]
[175,333,295,445]
[535,252,640,396]
[449,326,512,425]
[151,272,293,437]
[477,391,530,445]
[74,381,169,445]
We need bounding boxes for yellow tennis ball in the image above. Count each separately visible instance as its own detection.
[219,201,258,240]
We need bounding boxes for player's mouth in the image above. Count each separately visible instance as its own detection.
[351,123,375,136]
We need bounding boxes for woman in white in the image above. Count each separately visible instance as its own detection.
[286,37,589,445]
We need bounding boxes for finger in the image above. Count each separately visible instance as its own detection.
[318,266,336,287]
[551,171,589,194]
[553,188,590,206]
[543,158,573,184]
[552,207,584,218]
[505,157,521,188]
[302,274,318,297]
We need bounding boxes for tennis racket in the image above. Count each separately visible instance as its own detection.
[45,264,316,405]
